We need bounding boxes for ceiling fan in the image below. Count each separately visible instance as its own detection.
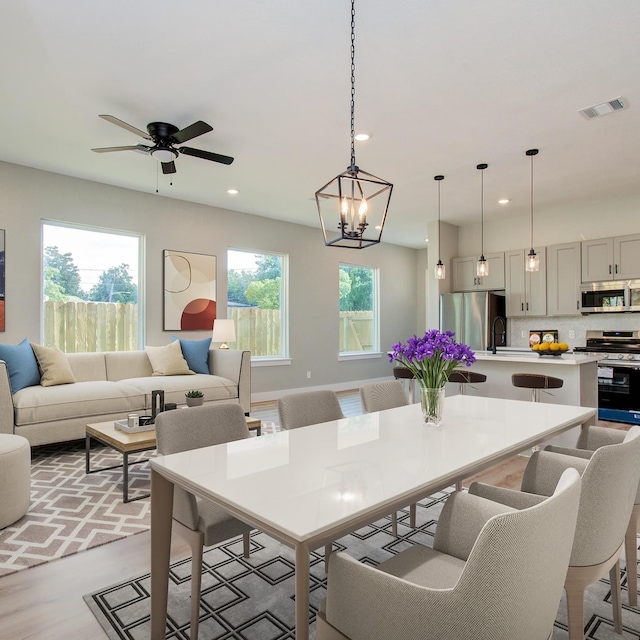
[91,114,234,174]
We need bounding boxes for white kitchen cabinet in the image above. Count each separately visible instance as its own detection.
[547,242,582,316]
[581,233,640,282]
[505,248,547,317]
[452,253,505,292]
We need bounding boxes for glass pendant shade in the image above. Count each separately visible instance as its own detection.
[434,174,446,280]
[435,260,446,280]
[526,249,539,272]
[476,256,489,277]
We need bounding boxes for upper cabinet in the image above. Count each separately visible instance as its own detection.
[452,253,505,292]
[581,233,640,282]
[547,242,582,316]
[504,248,547,317]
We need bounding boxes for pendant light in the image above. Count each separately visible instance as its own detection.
[476,163,489,277]
[525,148,540,272]
[434,175,445,279]
[314,0,393,249]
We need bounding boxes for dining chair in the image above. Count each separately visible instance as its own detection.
[546,425,640,607]
[469,426,640,640]
[277,390,345,430]
[359,380,416,534]
[318,468,582,640]
[277,389,345,567]
[155,403,254,640]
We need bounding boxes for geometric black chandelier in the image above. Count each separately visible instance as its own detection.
[315,0,393,249]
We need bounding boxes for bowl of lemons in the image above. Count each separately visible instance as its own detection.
[531,342,570,356]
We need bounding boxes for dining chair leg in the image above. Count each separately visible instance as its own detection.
[564,582,586,640]
[325,543,332,572]
[625,509,639,607]
[610,560,623,634]
[409,503,417,529]
[391,512,398,537]
[243,531,251,559]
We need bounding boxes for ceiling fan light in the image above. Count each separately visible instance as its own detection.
[151,147,178,163]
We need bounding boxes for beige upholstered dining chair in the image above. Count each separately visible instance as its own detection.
[318,468,582,640]
[359,380,415,534]
[155,403,254,640]
[469,426,640,640]
[277,390,344,430]
[545,425,640,607]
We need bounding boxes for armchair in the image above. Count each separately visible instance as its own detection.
[318,469,582,640]
[470,426,640,639]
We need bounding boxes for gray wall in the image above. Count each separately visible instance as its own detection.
[0,161,419,398]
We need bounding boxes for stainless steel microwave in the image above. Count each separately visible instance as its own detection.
[580,280,640,313]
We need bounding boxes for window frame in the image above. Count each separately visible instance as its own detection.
[41,220,145,351]
[227,247,289,363]
[338,262,381,360]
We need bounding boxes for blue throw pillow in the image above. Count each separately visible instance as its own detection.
[170,337,212,374]
[0,339,41,393]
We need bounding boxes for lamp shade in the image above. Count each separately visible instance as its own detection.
[211,319,236,349]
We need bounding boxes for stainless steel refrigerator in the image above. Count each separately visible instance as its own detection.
[440,291,506,351]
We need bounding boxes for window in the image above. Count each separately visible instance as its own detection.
[42,222,143,352]
[339,263,378,354]
[227,249,288,359]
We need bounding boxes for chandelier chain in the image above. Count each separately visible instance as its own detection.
[350,0,356,168]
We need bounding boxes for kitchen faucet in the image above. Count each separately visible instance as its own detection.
[491,316,507,354]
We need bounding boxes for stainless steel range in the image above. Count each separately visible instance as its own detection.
[574,330,640,424]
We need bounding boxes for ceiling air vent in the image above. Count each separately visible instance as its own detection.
[579,97,627,120]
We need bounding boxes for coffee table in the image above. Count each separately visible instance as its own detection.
[86,415,262,503]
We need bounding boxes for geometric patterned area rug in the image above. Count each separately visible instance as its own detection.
[83,487,640,640]
[0,440,150,577]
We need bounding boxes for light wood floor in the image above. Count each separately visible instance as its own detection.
[0,392,623,640]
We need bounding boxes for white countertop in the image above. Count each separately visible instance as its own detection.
[474,350,600,365]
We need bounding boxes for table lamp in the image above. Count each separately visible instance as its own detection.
[212,319,236,349]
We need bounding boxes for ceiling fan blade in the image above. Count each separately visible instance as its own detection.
[171,121,213,144]
[98,115,152,140]
[162,161,177,175]
[91,145,144,153]
[179,146,234,165]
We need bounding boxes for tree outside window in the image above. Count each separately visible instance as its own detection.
[339,263,378,353]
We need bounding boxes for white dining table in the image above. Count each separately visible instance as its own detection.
[149,394,596,640]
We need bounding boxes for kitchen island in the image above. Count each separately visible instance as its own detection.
[445,349,600,446]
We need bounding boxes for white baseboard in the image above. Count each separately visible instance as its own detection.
[250,376,393,404]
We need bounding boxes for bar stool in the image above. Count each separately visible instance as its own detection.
[448,370,487,395]
[511,373,564,402]
[393,366,415,402]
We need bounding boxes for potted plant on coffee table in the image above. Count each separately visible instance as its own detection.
[185,389,204,407]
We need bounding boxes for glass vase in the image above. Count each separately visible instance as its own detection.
[419,385,445,426]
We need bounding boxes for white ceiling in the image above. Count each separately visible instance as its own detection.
[1,0,640,248]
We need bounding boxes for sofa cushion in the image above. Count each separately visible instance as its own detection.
[120,373,238,408]
[145,341,194,376]
[104,351,154,382]
[171,336,211,374]
[31,343,77,387]
[0,339,41,393]
[12,380,145,426]
[66,352,108,382]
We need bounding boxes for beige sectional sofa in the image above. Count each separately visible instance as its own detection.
[0,349,250,447]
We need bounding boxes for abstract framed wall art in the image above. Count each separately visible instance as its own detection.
[0,230,4,331]
[163,250,216,330]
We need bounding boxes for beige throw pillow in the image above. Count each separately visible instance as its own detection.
[145,341,194,376]
[30,343,77,387]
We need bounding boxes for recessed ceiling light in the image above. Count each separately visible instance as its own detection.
[424,238,429,243]
[375,225,382,230]
[498,199,510,205]
[355,133,370,141]
[227,189,239,195]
